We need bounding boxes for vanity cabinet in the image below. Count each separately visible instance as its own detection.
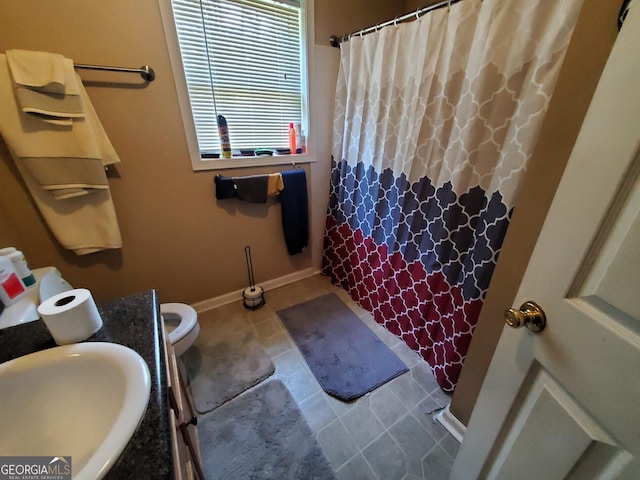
[163,326,205,480]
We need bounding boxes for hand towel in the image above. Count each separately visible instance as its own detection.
[6,49,69,94]
[233,174,269,203]
[15,85,84,120]
[7,51,83,125]
[267,173,284,195]
[280,169,308,255]
[214,174,237,199]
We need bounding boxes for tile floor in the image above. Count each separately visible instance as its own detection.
[197,274,458,480]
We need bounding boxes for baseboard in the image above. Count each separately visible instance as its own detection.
[435,404,466,443]
[191,267,318,313]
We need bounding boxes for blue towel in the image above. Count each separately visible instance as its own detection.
[280,169,308,255]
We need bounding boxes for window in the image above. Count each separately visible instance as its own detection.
[160,0,312,170]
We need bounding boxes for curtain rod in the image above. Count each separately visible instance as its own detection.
[74,63,156,82]
[330,0,462,48]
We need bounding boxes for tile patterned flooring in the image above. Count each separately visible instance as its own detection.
[197,274,458,480]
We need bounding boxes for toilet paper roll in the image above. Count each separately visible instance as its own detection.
[37,288,103,345]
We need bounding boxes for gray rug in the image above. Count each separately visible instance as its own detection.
[277,293,408,401]
[182,315,274,414]
[198,379,336,480]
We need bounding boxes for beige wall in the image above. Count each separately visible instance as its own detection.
[450,0,620,425]
[402,0,445,16]
[315,0,444,46]
[0,1,399,304]
[315,0,399,46]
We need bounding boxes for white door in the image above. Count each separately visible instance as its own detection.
[451,3,640,480]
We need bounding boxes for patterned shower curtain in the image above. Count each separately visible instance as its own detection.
[322,0,583,391]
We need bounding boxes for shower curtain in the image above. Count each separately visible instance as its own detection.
[322,0,583,391]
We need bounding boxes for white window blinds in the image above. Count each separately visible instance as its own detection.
[170,0,304,154]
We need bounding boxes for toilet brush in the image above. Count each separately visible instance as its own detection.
[242,245,265,310]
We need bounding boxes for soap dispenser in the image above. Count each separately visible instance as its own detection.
[0,255,27,306]
[0,247,35,287]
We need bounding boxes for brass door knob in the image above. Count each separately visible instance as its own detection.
[505,301,546,333]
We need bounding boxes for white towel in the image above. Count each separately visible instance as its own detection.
[0,53,122,254]
[11,154,122,255]
[6,50,79,94]
[7,51,84,125]
[0,55,119,199]
[15,85,84,120]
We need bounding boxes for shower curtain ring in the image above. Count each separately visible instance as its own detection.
[447,0,452,11]
[394,17,398,28]
[416,9,420,20]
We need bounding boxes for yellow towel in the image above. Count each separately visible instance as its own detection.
[268,173,284,195]
[0,53,122,254]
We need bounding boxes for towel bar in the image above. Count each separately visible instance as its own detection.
[74,63,155,82]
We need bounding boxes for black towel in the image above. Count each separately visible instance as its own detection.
[233,174,269,203]
[214,175,237,200]
[280,169,308,255]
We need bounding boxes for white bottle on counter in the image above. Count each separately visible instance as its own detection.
[0,255,27,306]
[0,247,35,287]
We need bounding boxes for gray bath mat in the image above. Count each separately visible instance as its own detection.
[277,293,408,401]
[198,379,336,480]
[182,314,274,414]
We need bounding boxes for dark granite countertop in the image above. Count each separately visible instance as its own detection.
[0,289,174,479]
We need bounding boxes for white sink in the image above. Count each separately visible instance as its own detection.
[0,342,151,479]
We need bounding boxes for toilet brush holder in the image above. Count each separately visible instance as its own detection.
[243,286,265,310]
[243,245,265,310]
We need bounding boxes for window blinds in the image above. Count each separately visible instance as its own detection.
[171,0,303,153]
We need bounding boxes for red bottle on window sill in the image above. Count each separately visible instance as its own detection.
[288,122,297,154]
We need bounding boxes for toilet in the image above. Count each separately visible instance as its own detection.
[161,302,200,356]
[39,270,201,356]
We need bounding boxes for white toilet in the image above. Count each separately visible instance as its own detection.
[161,302,200,356]
[39,270,201,356]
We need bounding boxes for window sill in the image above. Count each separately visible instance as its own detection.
[192,152,315,171]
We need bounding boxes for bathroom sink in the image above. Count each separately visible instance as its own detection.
[0,342,151,480]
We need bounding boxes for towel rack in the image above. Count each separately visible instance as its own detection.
[74,63,155,82]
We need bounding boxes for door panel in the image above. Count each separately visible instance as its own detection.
[582,166,640,320]
[486,368,631,480]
